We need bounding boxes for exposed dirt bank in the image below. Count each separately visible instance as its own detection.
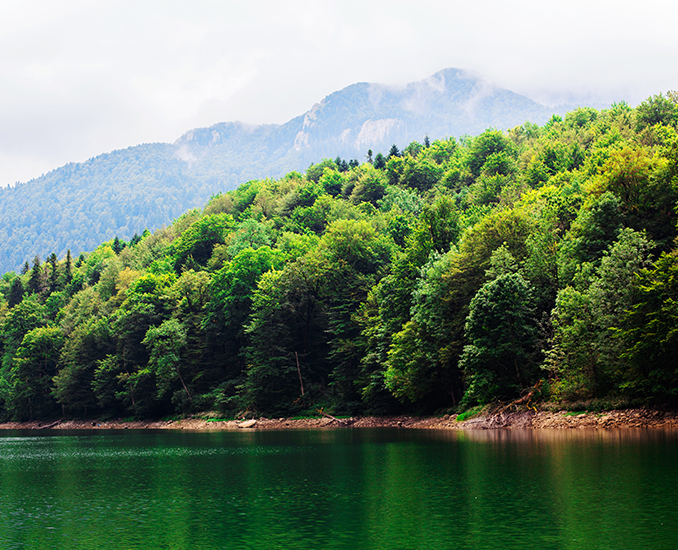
[1,408,678,431]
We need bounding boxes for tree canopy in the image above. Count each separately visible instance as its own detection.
[2,93,678,420]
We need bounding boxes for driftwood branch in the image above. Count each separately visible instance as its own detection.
[37,419,61,430]
[316,409,351,426]
[490,380,543,426]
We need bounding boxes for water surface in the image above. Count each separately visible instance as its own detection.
[0,428,675,549]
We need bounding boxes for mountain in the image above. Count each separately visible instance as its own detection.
[0,68,572,273]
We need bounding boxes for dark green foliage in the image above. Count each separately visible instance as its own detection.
[9,327,64,420]
[460,273,538,405]
[373,153,386,170]
[53,317,114,415]
[1,95,678,420]
[549,229,654,400]
[28,256,43,295]
[620,249,678,402]
[7,278,24,308]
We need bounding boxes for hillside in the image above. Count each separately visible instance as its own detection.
[0,68,570,273]
[0,92,677,422]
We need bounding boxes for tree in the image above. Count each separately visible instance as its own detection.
[306,159,338,183]
[349,164,388,205]
[7,278,24,308]
[384,250,468,408]
[399,157,444,192]
[28,256,43,295]
[635,93,678,131]
[619,248,678,401]
[319,168,345,197]
[9,327,64,420]
[460,273,538,405]
[227,219,272,258]
[48,253,59,293]
[558,192,624,285]
[244,269,308,415]
[374,153,386,170]
[53,317,114,415]
[103,272,174,416]
[112,236,125,255]
[64,249,73,285]
[207,246,284,376]
[173,213,235,271]
[143,319,191,407]
[547,229,654,400]
[466,130,516,179]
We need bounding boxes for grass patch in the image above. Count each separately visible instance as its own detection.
[456,405,486,422]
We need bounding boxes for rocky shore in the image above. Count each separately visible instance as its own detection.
[1,408,678,431]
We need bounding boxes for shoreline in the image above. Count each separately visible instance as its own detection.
[1,408,678,431]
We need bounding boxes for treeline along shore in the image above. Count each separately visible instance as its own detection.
[2,94,678,423]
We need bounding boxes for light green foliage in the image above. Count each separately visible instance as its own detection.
[226,219,272,259]
[635,93,678,131]
[2,96,678,419]
[319,167,345,197]
[349,164,388,205]
[210,246,284,348]
[466,129,517,179]
[399,156,444,192]
[173,213,235,270]
[306,159,338,183]
[275,232,320,260]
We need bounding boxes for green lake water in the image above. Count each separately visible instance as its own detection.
[0,428,676,549]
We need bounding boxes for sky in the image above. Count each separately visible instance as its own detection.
[1,0,677,187]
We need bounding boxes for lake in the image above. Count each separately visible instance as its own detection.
[0,428,676,549]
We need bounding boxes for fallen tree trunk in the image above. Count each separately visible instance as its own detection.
[37,419,62,430]
[316,410,352,426]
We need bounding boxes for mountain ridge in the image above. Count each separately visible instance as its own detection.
[0,68,574,273]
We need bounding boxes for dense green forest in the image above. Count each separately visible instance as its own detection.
[1,93,678,421]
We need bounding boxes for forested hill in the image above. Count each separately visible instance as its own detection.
[0,68,570,274]
[3,94,676,423]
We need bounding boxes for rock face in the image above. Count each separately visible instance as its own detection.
[0,68,572,273]
[173,68,569,178]
[237,420,257,429]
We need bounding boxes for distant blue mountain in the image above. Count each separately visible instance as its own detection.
[0,68,572,273]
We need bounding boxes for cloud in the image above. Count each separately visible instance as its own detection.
[0,0,676,186]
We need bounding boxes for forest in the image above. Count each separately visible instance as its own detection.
[1,93,677,421]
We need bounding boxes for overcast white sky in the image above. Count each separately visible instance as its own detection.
[1,0,676,187]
